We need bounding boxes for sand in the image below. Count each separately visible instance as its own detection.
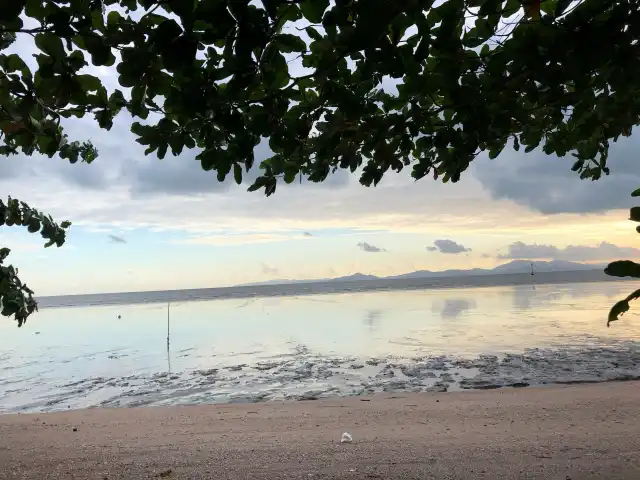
[1,382,639,479]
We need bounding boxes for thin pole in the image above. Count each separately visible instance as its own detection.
[166,302,171,372]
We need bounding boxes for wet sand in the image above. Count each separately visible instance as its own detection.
[1,382,639,479]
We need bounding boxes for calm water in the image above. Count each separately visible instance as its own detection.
[2,277,640,413]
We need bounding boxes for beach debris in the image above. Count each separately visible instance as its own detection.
[341,432,353,443]
[255,361,281,371]
[226,364,245,372]
[72,427,77,432]
[155,469,173,478]
[194,368,218,376]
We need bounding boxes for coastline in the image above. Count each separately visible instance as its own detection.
[36,268,622,309]
[2,382,640,479]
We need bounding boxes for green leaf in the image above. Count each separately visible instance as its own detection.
[630,207,640,222]
[3,54,27,73]
[168,0,197,19]
[34,33,66,60]
[0,1,25,28]
[76,74,102,92]
[488,146,503,159]
[233,164,242,184]
[605,260,640,278]
[300,0,328,23]
[555,0,572,17]
[608,288,640,327]
[157,143,168,159]
[107,10,122,27]
[275,34,307,53]
[247,177,265,192]
[306,27,322,41]
[540,0,557,17]
[503,0,520,16]
[84,35,115,66]
[161,35,197,71]
[571,159,584,172]
[631,188,640,197]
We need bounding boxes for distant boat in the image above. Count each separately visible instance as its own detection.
[530,263,535,276]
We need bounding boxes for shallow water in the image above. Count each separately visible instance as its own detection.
[2,281,640,413]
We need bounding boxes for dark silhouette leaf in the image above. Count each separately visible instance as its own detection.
[300,0,328,23]
[605,260,640,278]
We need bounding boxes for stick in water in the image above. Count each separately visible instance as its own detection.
[166,302,171,372]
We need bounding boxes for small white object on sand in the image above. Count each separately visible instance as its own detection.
[341,432,353,443]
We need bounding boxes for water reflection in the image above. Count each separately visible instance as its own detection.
[437,298,477,319]
[2,280,640,412]
[363,310,383,329]
[508,281,625,311]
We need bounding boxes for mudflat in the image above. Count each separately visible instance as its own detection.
[1,382,639,479]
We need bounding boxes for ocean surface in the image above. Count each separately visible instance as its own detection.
[1,270,640,413]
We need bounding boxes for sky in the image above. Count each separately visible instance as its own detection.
[3,8,640,296]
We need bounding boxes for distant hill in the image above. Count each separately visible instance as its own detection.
[237,260,603,287]
[332,273,379,282]
[493,260,601,273]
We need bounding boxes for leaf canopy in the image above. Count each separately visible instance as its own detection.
[1,0,637,192]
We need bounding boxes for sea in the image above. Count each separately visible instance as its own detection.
[1,269,640,413]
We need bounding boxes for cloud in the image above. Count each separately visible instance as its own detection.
[261,263,280,276]
[499,241,640,261]
[303,232,313,237]
[427,239,471,254]
[108,234,127,244]
[357,242,386,253]
[473,136,640,214]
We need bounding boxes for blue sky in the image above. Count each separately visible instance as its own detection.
[3,7,640,296]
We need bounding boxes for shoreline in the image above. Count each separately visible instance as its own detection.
[6,341,640,414]
[2,382,640,479]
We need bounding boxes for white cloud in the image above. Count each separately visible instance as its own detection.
[261,263,279,276]
[108,234,127,244]
[427,239,472,254]
[357,242,386,253]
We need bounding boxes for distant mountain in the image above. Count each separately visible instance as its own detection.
[237,260,603,287]
[387,267,489,279]
[332,273,379,282]
[492,260,602,274]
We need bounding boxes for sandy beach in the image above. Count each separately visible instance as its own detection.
[0,382,639,479]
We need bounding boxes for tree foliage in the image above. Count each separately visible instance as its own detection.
[3,0,638,190]
[1,0,640,324]
[605,195,640,327]
[0,198,70,326]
